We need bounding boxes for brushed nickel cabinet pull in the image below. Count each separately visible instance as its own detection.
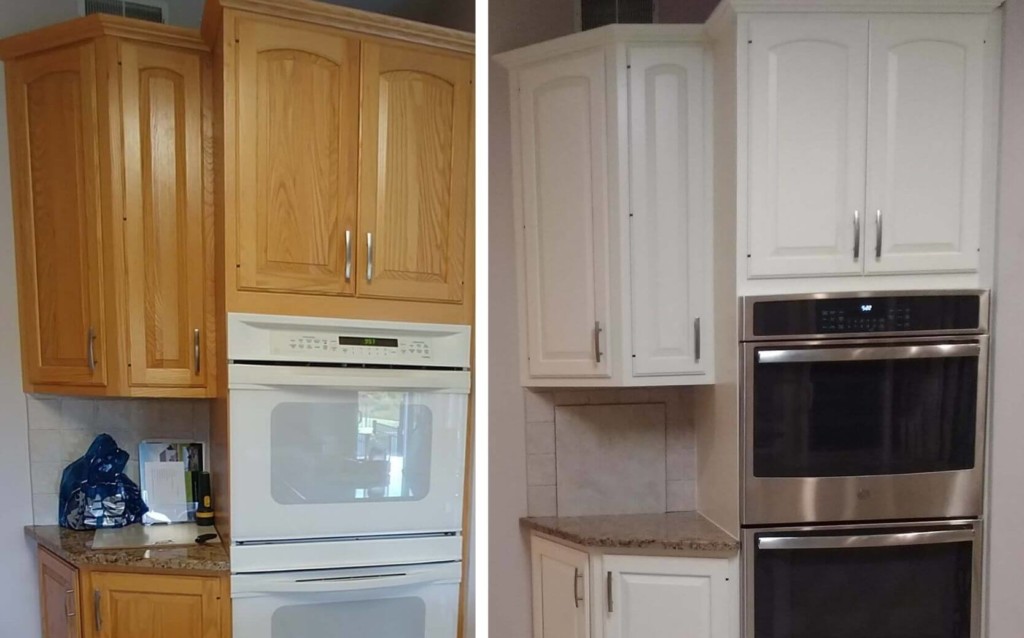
[875,209,883,260]
[93,589,101,632]
[64,588,75,618]
[366,232,374,282]
[573,567,583,608]
[87,327,96,373]
[193,328,201,375]
[694,317,701,364]
[344,229,352,282]
[606,571,613,613]
[594,321,603,364]
[853,209,861,260]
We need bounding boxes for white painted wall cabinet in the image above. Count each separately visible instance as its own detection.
[745,11,994,281]
[529,533,737,638]
[499,26,715,387]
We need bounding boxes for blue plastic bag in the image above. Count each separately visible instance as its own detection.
[58,433,148,530]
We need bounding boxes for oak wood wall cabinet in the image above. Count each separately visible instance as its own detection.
[530,534,738,638]
[37,548,230,638]
[204,0,475,326]
[0,15,217,397]
[498,26,714,387]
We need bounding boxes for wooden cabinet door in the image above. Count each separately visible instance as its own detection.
[532,536,589,638]
[120,42,208,388]
[6,43,107,387]
[235,17,360,296]
[358,41,472,303]
[604,555,730,638]
[627,45,709,378]
[515,49,612,379]
[89,572,222,638]
[747,16,869,278]
[864,15,986,275]
[39,549,80,638]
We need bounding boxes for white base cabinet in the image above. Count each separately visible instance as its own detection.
[529,533,738,638]
[498,26,715,387]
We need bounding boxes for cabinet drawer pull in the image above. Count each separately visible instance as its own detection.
[366,232,374,282]
[694,317,701,364]
[344,229,352,282]
[606,571,613,613]
[853,209,861,260]
[87,327,96,373]
[594,321,603,364]
[64,588,75,618]
[875,209,883,260]
[94,589,101,632]
[573,567,583,608]
[193,328,201,375]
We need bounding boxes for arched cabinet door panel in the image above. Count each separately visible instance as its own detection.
[358,41,473,304]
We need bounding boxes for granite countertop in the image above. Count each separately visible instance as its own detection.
[522,511,740,555]
[25,525,230,573]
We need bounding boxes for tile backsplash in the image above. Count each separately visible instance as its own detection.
[26,396,210,525]
[523,387,696,517]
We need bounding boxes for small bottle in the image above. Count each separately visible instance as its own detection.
[196,471,215,527]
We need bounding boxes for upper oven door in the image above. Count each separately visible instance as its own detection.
[229,364,470,542]
[743,336,987,524]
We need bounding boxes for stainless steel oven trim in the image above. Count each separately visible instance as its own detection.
[742,519,984,638]
[740,289,990,342]
[741,335,989,525]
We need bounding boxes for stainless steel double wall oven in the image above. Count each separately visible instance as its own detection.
[741,290,989,638]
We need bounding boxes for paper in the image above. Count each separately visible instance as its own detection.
[143,461,187,523]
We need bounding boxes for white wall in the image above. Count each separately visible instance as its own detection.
[988,0,1024,635]
[488,0,575,635]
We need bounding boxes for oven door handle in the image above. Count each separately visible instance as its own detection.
[233,569,457,598]
[755,343,980,364]
[757,528,975,551]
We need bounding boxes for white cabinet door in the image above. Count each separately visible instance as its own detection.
[864,15,986,274]
[747,16,869,278]
[604,555,730,638]
[627,45,709,377]
[516,49,612,378]
[532,536,590,638]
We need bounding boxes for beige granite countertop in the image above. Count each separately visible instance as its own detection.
[25,525,230,573]
[522,511,740,555]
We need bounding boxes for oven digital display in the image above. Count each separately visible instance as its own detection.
[338,336,399,347]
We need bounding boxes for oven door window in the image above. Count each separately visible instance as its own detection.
[753,351,978,477]
[754,537,974,638]
[272,597,426,636]
[270,392,433,504]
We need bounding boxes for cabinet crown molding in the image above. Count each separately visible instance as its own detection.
[201,0,473,54]
[0,13,208,60]
[494,23,706,69]
[719,0,1002,13]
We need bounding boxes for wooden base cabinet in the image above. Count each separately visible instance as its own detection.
[0,15,216,397]
[208,0,475,325]
[498,27,714,387]
[37,549,230,638]
[530,534,738,638]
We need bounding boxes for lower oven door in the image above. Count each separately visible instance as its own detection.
[231,561,461,638]
[745,520,981,638]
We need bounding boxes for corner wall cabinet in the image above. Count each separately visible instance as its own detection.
[212,2,475,325]
[530,533,737,638]
[36,548,229,638]
[0,16,216,397]
[499,26,715,387]
[740,8,1000,285]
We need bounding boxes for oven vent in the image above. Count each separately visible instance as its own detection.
[578,0,656,31]
[79,0,167,23]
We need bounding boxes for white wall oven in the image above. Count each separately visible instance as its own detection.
[227,314,470,638]
[741,291,989,525]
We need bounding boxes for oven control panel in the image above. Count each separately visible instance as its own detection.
[818,304,912,333]
[270,332,434,363]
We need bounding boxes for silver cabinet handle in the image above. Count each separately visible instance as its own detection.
[193,328,201,375]
[64,588,75,618]
[758,528,974,551]
[366,232,374,282]
[875,209,883,260]
[344,229,352,282]
[853,210,861,260]
[87,327,96,373]
[573,567,583,608]
[93,589,101,632]
[606,571,613,613]
[694,317,701,363]
[594,321,603,364]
